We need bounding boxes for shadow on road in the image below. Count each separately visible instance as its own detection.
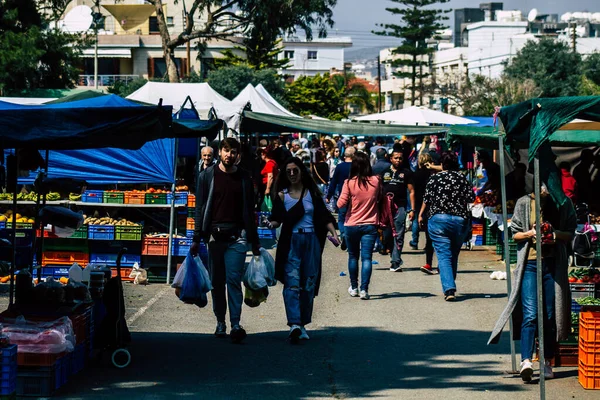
[59,327,525,399]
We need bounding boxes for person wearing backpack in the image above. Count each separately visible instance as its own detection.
[267,158,338,343]
[337,152,381,300]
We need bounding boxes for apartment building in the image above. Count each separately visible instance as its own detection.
[279,36,353,80]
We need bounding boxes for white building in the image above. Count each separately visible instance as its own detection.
[279,37,353,80]
[430,47,469,114]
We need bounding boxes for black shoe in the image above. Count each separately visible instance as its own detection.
[444,290,456,301]
[340,237,347,251]
[289,325,302,344]
[410,244,418,250]
[215,322,227,338]
[230,325,247,343]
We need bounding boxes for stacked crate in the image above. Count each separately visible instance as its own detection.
[579,310,600,389]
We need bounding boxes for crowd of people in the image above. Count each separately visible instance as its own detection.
[189,132,594,384]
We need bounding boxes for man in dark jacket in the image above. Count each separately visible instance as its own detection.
[372,148,391,175]
[326,146,355,249]
[192,138,261,343]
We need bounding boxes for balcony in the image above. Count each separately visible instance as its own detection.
[77,75,140,87]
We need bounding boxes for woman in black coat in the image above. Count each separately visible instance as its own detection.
[268,157,338,343]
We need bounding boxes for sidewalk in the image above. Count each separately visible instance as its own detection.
[54,241,596,399]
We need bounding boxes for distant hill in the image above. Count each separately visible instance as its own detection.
[345,46,393,63]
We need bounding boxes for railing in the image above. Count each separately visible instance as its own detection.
[78,75,141,87]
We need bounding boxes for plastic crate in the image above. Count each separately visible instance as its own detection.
[4,222,33,230]
[71,344,86,375]
[580,311,600,342]
[145,193,167,204]
[42,238,88,253]
[0,347,17,361]
[88,224,115,240]
[573,300,583,314]
[124,192,145,204]
[579,360,600,389]
[90,253,140,267]
[40,266,70,280]
[16,365,55,397]
[0,229,34,247]
[485,227,497,246]
[172,237,193,256]
[571,283,600,299]
[0,379,15,396]
[17,352,64,367]
[472,224,484,236]
[41,251,88,267]
[579,338,600,365]
[111,267,134,281]
[142,237,169,256]
[186,218,195,230]
[187,194,196,208]
[70,225,88,239]
[82,190,104,203]
[0,222,4,230]
[102,191,124,204]
[186,229,194,238]
[69,314,87,345]
[473,235,484,246]
[258,228,276,239]
[114,225,142,241]
[167,192,188,205]
[0,365,16,382]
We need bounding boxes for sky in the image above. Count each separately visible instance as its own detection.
[331,0,600,49]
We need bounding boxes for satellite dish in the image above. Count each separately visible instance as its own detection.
[527,9,538,22]
[62,5,93,33]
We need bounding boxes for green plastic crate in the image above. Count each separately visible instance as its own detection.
[145,193,167,204]
[70,225,88,239]
[115,225,143,241]
[42,238,88,253]
[103,191,124,204]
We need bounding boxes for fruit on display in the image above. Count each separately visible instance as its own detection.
[0,192,61,201]
[568,267,600,283]
[145,233,187,238]
[147,188,168,194]
[0,210,35,223]
[175,185,189,192]
[69,193,82,201]
[83,215,140,226]
[590,213,600,225]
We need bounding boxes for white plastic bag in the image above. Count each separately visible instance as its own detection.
[259,248,276,287]
[244,255,268,291]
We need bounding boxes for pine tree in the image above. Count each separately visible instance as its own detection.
[374,0,450,106]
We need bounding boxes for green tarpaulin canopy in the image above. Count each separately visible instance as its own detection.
[241,111,447,136]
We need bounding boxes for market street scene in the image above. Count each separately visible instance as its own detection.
[1,0,600,399]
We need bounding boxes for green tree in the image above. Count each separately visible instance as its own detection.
[582,52,600,87]
[285,73,346,120]
[374,0,450,105]
[107,77,149,98]
[330,73,375,114]
[206,65,285,103]
[0,0,85,95]
[144,0,336,82]
[504,38,582,97]
[579,75,600,96]
[217,38,289,70]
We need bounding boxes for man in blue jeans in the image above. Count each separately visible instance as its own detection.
[326,147,355,249]
[380,150,415,272]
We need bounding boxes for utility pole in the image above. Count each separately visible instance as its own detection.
[93,0,100,89]
[182,1,191,76]
[377,55,382,113]
[571,21,577,53]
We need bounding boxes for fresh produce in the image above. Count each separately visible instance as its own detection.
[0,210,35,223]
[575,296,600,306]
[568,267,600,283]
[0,192,60,201]
[145,233,187,238]
[175,185,189,191]
[69,193,82,201]
[83,215,140,226]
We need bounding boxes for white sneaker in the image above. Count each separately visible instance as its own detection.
[520,359,533,382]
[544,360,554,379]
[289,325,302,343]
[359,290,370,300]
[348,286,358,297]
[299,326,310,340]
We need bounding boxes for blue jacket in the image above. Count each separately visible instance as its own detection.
[326,161,351,200]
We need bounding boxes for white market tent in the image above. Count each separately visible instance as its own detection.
[217,83,301,132]
[355,105,478,126]
[127,82,230,118]
[254,84,299,118]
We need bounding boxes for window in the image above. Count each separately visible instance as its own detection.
[167,16,174,27]
[149,16,159,33]
[307,51,318,60]
[284,50,294,59]
[148,58,186,79]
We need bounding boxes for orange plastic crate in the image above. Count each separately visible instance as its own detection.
[41,251,88,266]
[142,237,169,256]
[472,224,484,235]
[111,267,134,281]
[18,351,65,367]
[124,192,145,204]
[580,311,600,343]
[186,218,195,230]
[579,360,600,389]
[579,338,600,366]
[187,194,196,208]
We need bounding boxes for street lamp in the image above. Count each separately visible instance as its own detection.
[91,1,105,89]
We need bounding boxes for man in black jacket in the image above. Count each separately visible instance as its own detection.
[192,138,261,343]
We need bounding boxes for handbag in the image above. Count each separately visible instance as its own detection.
[312,163,327,185]
[376,178,396,231]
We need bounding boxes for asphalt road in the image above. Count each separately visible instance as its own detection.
[4,237,597,399]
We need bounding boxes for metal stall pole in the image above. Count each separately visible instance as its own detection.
[533,155,545,399]
[498,134,518,373]
[8,150,19,307]
[166,138,179,284]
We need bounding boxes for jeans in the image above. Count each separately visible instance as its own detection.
[338,206,347,238]
[521,259,556,361]
[283,233,320,326]
[345,224,378,291]
[410,205,421,247]
[208,238,248,326]
[428,214,468,295]
[391,207,407,267]
[424,227,434,266]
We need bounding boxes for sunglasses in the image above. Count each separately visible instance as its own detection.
[286,168,300,175]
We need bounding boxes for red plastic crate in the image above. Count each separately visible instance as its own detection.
[17,352,64,367]
[111,267,134,281]
[580,311,600,343]
[548,344,579,367]
[124,192,145,204]
[41,251,88,266]
[580,338,600,366]
[69,314,87,345]
[579,360,600,389]
[187,194,196,208]
[142,237,169,256]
